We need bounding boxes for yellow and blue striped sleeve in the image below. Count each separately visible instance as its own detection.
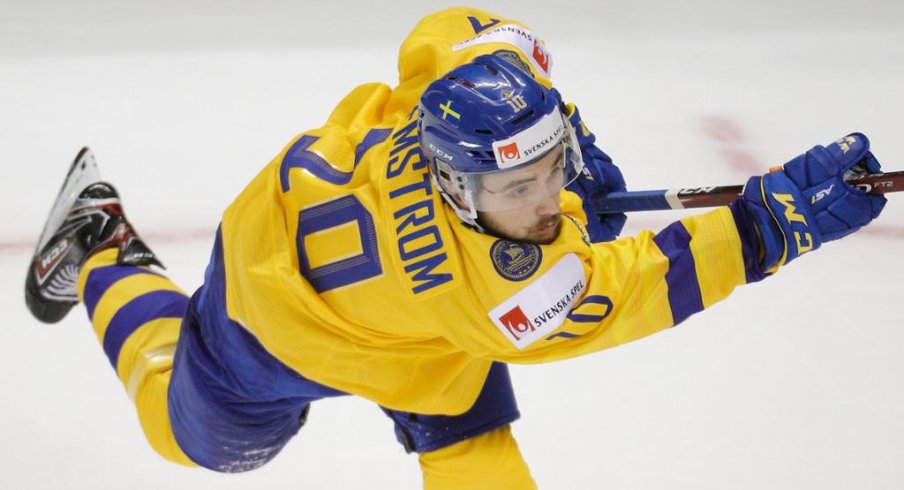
[478,201,766,363]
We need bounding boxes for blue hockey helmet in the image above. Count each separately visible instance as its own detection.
[418,54,584,228]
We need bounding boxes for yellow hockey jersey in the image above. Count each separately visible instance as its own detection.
[218,7,763,415]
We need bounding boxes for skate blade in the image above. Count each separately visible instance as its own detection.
[34,148,102,253]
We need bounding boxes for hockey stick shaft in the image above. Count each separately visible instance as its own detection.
[595,170,904,214]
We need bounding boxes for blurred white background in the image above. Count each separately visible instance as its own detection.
[2,1,902,488]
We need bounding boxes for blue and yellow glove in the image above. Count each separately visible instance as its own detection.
[742,133,886,272]
[563,103,627,243]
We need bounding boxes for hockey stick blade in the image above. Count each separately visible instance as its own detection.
[595,170,904,214]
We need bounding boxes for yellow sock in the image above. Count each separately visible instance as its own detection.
[419,425,536,490]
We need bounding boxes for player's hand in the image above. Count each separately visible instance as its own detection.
[561,101,627,242]
[741,133,887,271]
[574,147,627,241]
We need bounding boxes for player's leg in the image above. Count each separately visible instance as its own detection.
[164,230,349,472]
[419,424,535,490]
[25,149,196,464]
[26,150,342,470]
[381,362,536,489]
[77,227,347,471]
[78,248,195,465]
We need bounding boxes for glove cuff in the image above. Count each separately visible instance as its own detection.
[741,174,823,272]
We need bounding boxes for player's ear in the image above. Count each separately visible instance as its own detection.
[449,191,471,212]
[433,158,474,213]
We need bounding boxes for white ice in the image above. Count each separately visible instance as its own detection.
[2,1,903,488]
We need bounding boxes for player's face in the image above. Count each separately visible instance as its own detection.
[475,148,564,245]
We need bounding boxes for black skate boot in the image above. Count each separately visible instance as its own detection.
[25,148,162,324]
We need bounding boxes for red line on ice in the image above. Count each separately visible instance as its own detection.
[1,228,216,256]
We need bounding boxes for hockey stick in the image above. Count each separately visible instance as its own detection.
[594,170,904,214]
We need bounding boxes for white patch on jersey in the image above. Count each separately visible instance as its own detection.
[452,24,553,78]
[489,253,587,349]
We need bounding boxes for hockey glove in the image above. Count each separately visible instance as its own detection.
[741,133,886,272]
[563,103,627,242]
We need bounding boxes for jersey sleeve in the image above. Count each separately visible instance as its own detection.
[442,201,767,364]
[396,7,555,89]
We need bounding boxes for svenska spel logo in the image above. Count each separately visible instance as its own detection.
[532,39,550,73]
[497,142,521,163]
[498,306,533,341]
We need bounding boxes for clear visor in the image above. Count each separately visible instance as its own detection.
[463,122,583,213]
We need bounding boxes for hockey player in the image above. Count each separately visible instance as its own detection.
[24,7,887,490]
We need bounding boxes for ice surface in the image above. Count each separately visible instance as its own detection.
[2,1,902,488]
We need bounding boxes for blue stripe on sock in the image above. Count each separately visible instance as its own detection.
[102,290,189,370]
[84,265,162,320]
[652,222,704,326]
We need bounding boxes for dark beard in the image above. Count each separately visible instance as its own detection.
[477,213,562,245]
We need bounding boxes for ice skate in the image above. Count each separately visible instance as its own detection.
[25,148,161,324]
